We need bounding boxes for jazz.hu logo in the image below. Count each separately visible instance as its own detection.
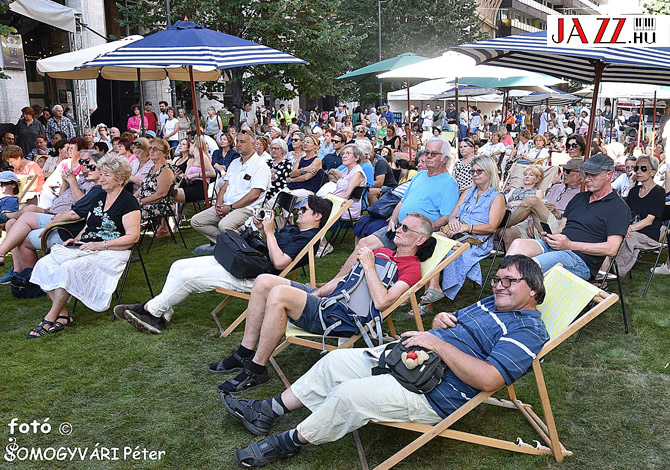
[546,16,670,48]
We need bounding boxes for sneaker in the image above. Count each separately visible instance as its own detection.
[316,242,333,258]
[217,368,270,395]
[113,302,145,321]
[651,264,670,275]
[125,310,166,334]
[192,243,215,255]
[220,395,275,436]
[0,267,16,285]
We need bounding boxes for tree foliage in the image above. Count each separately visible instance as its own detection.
[644,0,670,14]
[0,0,17,79]
[117,0,361,105]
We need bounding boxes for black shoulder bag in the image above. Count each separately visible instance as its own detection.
[214,229,272,279]
[372,342,446,394]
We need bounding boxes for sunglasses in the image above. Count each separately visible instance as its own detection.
[633,165,649,172]
[131,142,142,147]
[299,206,312,214]
[148,146,164,152]
[291,138,302,142]
[0,181,16,186]
[332,139,342,143]
[78,158,90,165]
[397,223,427,237]
[86,164,97,171]
[491,277,524,288]
[566,143,579,149]
[563,168,576,175]
[469,169,485,176]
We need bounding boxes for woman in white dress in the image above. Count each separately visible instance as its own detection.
[27,153,141,338]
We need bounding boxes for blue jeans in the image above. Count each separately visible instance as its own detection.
[532,240,591,280]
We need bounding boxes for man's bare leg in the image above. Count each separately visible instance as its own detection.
[506,238,544,257]
[240,275,293,351]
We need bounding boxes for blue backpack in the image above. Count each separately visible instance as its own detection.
[317,252,398,351]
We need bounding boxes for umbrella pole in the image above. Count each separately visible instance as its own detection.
[138,69,146,136]
[454,78,459,142]
[466,96,470,135]
[189,65,210,208]
[637,98,644,146]
[583,61,605,161]
[407,77,412,163]
[652,91,657,146]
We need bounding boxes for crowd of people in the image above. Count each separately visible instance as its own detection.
[1,97,669,467]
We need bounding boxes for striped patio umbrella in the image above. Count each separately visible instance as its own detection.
[516,90,581,107]
[80,20,307,205]
[454,30,670,157]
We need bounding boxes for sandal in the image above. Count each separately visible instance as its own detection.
[26,319,55,339]
[221,394,275,436]
[47,315,75,334]
[419,288,445,306]
[406,303,432,317]
[235,434,300,468]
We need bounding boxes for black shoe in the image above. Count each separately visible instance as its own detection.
[125,310,166,334]
[208,350,251,375]
[113,302,144,321]
[235,434,300,468]
[217,368,269,395]
[221,394,275,436]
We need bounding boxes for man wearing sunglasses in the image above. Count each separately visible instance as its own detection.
[507,153,630,280]
[115,196,332,334]
[223,255,548,468]
[211,212,431,395]
[504,157,584,245]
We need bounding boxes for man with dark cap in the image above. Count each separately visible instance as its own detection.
[507,153,630,280]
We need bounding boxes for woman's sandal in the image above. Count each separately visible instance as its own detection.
[419,288,446,306]
[47,315,75,334]
[26,319,55,339]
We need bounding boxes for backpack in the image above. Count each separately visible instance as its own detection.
[317,252,398,351]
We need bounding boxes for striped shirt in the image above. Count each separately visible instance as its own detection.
[426,296,549,418]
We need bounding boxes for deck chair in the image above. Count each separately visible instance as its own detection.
[478,209,512,299]
[642,222,669,298]
[369,264,619,469]
[17,174,38,204]
[210,194,353,337]
[327,186,368,245]
[269,234,470,388]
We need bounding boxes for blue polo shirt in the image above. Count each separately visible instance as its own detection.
[426,296,549,418]
[398,170,458,222]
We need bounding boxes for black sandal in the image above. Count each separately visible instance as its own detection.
[27,319,55,339]
[235,435,300,468]
[47,315,75,334]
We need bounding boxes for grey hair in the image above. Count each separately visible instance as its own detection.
[355,139,373,159]
[426,137,452,164]
[97,153,132,186]
[271,138,288,156]
[472,155,501,191]
[498,255,546,304]
[404,212,434,238]
[342,143,364,163]
[637,154,659,170]
[53,104,64,111]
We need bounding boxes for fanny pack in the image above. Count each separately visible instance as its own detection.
[372,342,445,394]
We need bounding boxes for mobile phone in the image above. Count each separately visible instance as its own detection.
[540,222,552,234]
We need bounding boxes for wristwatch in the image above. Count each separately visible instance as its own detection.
[467,224,473,235]
[300,168,306,176]
[229,203,235,211]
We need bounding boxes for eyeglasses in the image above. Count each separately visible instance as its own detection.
[86,164,97,171]
[148,146,164,152]
[332,139,342,143]
[299,206,312,214]
[424,151,443,158]
[491,277,525,288]
[78,158,90,165]
[634,165,649,172]
[270,146,282,151]
[566,143,579,149]
[131,142,142,147]
[469,169,485,176]
[563,168,574,175]
[397,223,427,237]
[0,181,16,186]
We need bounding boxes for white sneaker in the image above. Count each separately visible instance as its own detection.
[651,264,670,275]
[316,242,334,258]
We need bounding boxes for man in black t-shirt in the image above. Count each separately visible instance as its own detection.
[114,196,333,334]
[507,153,630,280]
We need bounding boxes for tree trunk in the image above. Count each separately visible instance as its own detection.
[230,67,244,130]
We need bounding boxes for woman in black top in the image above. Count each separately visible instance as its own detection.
[616,155,665,275]
[383,124,401,151]
[28,153,141,338]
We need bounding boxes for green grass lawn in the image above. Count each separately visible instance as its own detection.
[1,224,668,469]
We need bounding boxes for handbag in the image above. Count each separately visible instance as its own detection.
[214,229,272,279]
[10,268,45,299]
[366,191,401,219]
[372,342,446,394]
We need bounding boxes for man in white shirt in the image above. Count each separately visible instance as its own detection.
[158,101,169,137]
[191,131,271,254]
[240,103,257,131]
[421,104,434,132]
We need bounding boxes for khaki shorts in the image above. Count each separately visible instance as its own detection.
[516,212,561,239]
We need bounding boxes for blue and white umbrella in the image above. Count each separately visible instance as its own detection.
[454,30,670,157]
[80,20,307,205]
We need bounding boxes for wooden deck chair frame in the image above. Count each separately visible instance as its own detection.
[367,264,619,470]
[269,235,470,388]
[642,219,669,298]
[17,175,38,204]
[210,195,353,337]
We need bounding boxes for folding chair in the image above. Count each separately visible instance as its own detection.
[478,209,512,299]
[327,186,368,245]
[209,194,353,337]
[140,203,187,253]
[370,264,619,469]
[269,234,470,388]
[642,222,669,298]
[17,174,38,204]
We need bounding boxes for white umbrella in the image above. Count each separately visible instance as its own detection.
[574,83,670,100]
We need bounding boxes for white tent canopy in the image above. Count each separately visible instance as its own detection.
[574,83,670,100]
[386,79,452,101]
[9,0,78,33]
